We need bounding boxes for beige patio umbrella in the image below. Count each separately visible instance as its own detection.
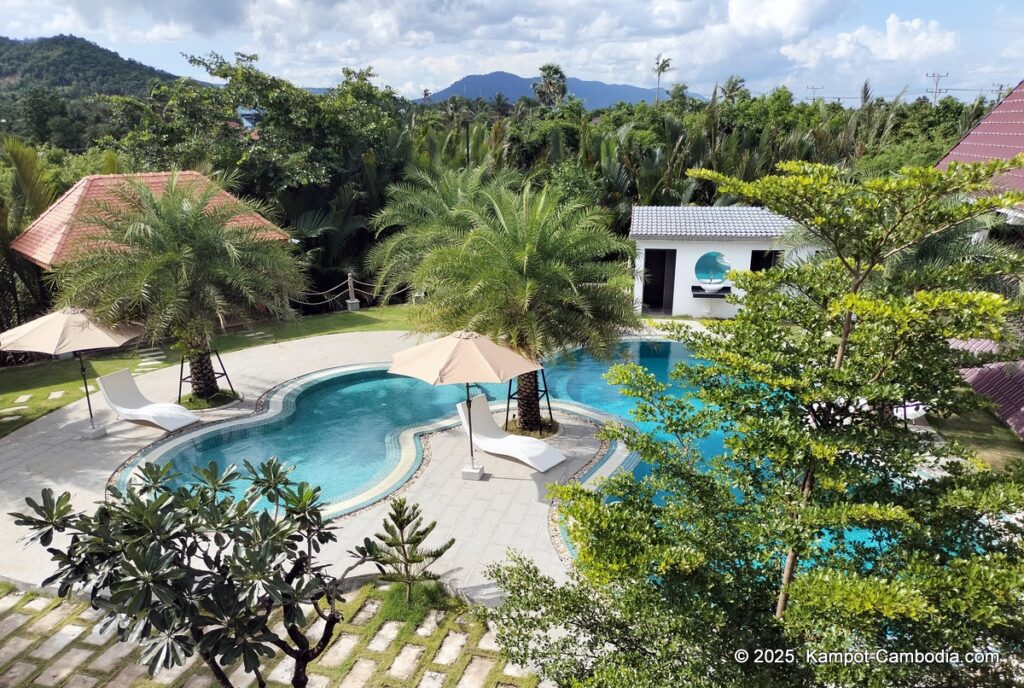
[0,308,142,429]
[389,331,540,474]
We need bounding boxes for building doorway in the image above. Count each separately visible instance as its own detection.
[642,249,676,314]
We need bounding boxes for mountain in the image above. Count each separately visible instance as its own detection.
[421,71,704,109]
[0,35,179,98]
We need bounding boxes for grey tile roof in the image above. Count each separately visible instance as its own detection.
[629,206,795,239]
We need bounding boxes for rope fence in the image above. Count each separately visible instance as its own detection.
[293,274,416,309]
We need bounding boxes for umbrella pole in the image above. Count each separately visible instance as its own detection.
[465,383,475,468]
[76,352,95,429]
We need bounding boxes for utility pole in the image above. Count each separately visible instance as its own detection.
[925,72,948,104]
[806,85,823,101]
[993,83,1007,100]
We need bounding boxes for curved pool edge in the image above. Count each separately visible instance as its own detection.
[109,364,644,522]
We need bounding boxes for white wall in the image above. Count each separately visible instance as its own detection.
[634,238,797,318]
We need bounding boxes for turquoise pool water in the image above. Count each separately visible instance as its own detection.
[134,339,720,511]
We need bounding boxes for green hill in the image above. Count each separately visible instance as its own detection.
[0,34,179,98]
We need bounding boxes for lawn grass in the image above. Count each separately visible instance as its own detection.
[929,409,1024,472]
[180,389,241,410]
[0,305,414,439]
[377,581,449,625]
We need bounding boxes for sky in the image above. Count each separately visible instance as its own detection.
[4,0,1023,102]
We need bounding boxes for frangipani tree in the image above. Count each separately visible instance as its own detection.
[488,158,1024,687]
[11,460,378,688]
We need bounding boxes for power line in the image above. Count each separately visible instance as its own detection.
[806,85,824,100]
[925,72,949,104]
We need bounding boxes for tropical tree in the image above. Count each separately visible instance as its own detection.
[410,185,639,430]
[11,459,380,688]
[717,74,749,106]
[368,164,520,298]
[652,54,673,105]
[487,158,1024,686]
[356,497,454,602]
[533,64,568,108]
[0,136,56,331]
[52,173,307,399]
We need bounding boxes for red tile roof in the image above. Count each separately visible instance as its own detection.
[10,171,287,269]
[936,80,1024,192]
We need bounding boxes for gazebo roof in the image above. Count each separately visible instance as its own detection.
[936,80,1024,193]
[10,171,286,269]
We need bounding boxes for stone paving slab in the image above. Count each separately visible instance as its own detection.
[0,660,36,685]
[456,656,496,688]
[388,644,424,679]
[319,633,359,667]
[35,647,93,686]
[339,658,376,688]
[0,585,540,688]
[434,631,467,665]
[366,620,401,652]
[31,623,83,657]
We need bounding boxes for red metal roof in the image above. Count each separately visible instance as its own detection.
[961,362,1024,438]
[10,171,287,270]
[936,80,1024,192]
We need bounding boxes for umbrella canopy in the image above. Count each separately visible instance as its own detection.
[0,308,141,356]
[1,308,141,430]
[389,331,541,475]
[389,331,540,385]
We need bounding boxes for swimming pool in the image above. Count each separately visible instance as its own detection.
[122,339,722,516]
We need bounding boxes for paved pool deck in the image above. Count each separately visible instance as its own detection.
[0,329,634,601]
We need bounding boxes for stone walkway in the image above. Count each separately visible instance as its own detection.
[0,583,551,688]
[321,408,610,605]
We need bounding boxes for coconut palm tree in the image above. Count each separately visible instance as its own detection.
[652,53,673,105]
[717,75,748,106]
[52,173,307,399]
[410,185,639,430]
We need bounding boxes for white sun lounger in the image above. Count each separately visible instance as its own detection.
[456,394,566,473]
[97,369,200,433]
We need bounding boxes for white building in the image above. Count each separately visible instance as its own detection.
[630,206,797,318]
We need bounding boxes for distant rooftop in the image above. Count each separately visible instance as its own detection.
[11,171,285,270]
[936,79,1024,193]
[629,206,795,240]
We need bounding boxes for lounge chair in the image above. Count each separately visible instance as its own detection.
[97,369,200,433]
[456,395,566,473]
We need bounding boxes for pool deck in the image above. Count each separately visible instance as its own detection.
[0,329,633,600]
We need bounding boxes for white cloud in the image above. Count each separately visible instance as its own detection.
[4,1,1014,100]
[781,14,958,69]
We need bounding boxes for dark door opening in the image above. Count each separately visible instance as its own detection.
[642,249,676,314]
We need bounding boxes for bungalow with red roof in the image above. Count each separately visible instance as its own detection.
[936,79,1024,225]
[10,171,286,270]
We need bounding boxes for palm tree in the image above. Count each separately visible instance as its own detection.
[717,75,748,106]
[652,54,673,105]
[491,93,512,118]
[52,173,307,399]
[368,165,520,298]
[533,64,567,107]
[409,185,639,430]
[0,137,55,331]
